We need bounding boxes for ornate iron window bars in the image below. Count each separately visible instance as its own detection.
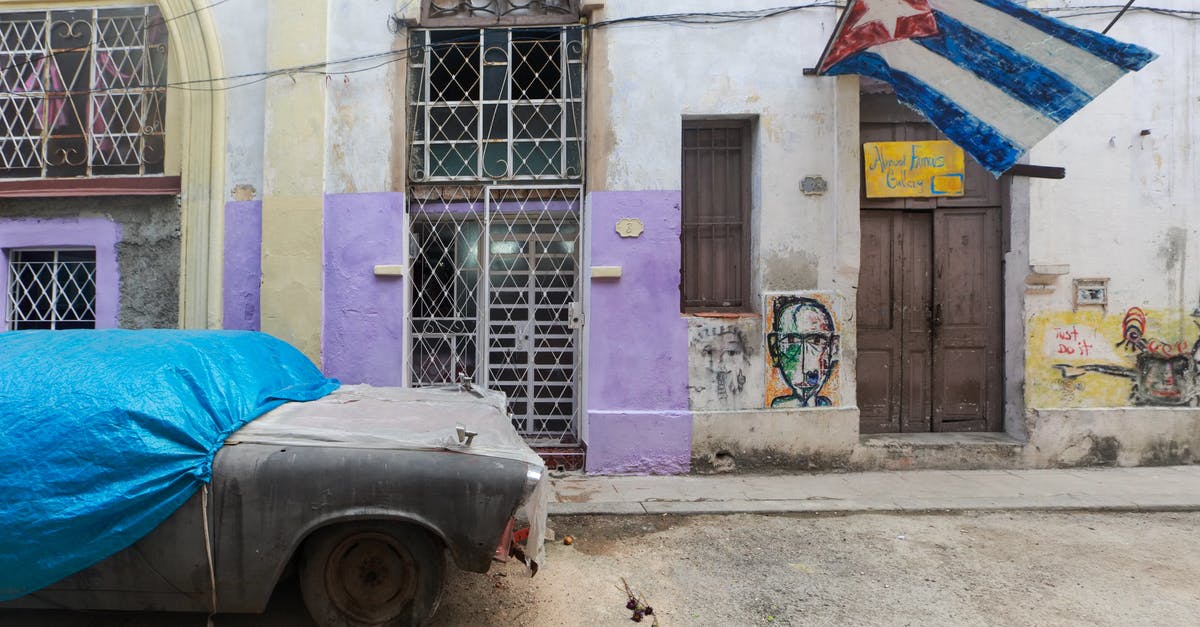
[0,6,167,179]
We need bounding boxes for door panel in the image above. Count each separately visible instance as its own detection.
[857,211,902,433]
[932,208,1003,432]
[860,123,907,210]
[900,212,933,432]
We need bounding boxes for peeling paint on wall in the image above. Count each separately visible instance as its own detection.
[764,291,843,408]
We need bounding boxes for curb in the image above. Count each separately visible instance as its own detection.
[549,501,1200,516]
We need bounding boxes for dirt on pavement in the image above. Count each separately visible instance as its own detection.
[3,511,1198,626]
[431,511,1200,626]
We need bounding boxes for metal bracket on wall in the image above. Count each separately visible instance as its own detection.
[567,301,585,329]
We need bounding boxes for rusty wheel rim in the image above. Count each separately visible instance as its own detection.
[325,531,418,624]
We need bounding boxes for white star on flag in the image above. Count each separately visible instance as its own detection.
[856,0,927,37]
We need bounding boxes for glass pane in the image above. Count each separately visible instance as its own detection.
[482,63,506,101]
[510,29,560,101]
[482,141,507,178]
[513,141,560,177]
[428,30,479,103]
[565,28,582,61]
[513,104,560,140]
[45,136,86,177]
[482,103,505,140]
[428,143,478,178]
[429,105,478,141]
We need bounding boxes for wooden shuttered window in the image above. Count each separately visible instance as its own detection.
[681,119,751,312]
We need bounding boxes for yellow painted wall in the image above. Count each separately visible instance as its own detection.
[260,0,327,361]
[1027,308,1200,408]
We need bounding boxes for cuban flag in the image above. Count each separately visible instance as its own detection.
[817,0,1157,175]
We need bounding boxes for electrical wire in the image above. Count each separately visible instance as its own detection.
[586,3,841,29]
[1,2,1197,98]
[156,2,1200,94]
[0,0,236,93]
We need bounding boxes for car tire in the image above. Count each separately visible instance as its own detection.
[300,522,446,627]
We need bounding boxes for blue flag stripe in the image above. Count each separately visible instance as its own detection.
[972,0,1158,71]
[916,11,1094,124]
[826,52,1022,175]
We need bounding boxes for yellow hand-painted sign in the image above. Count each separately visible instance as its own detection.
[863,140,965,198]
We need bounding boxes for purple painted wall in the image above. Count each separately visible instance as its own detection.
[222,200,262,331]
[0,217,120,329]
[322,192,406,386]
[586,191,692,474]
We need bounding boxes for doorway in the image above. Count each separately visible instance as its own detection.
[856,106,1004,434]
[407,185,583,447]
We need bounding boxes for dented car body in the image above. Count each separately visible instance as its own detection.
[3,384,547,626]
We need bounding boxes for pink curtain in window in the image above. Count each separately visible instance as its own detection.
[19,52,132,150]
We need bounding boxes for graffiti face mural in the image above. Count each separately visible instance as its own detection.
[697,326,750,401]
[688,318,763,412]
[1053,307,1200,406]
[766,294,840,408]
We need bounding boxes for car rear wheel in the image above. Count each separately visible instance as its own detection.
[300,522,445,627]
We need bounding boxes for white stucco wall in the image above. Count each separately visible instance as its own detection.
[210,0,267,198]
[591,0,861,295]
[324,0,408,194]
[1015,2,1200,465]
[1026,2,1199,315]
[211,0,410,197]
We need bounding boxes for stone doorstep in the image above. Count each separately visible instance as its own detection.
[851,432,1026,471]
[857,432,1025,449]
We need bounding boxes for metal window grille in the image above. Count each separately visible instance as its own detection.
[681,120,752,312]
[6,248,97,330]
[408,27,583,182]
[0,6,168,179]
[408,185,582,447]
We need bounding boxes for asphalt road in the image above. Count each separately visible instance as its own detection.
[4,511,1199,626]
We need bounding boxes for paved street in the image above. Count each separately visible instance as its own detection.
[4,466,1200,626]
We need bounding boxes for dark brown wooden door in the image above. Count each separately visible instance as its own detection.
[931,208,1003,431]
[858,210,934,433]
[856,116,1003,434]
[857,207,1001,433]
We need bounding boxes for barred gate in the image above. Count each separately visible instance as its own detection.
[407,185,583,450]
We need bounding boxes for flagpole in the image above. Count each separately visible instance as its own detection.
[1102,0,1136,34]
[806,0,860,76]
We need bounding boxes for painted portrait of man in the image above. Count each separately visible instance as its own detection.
[766,295,840,408]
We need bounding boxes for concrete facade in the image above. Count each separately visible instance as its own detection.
[7,1,1197,475]
[0,199,180,329]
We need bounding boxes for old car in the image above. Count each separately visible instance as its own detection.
[0,331,546,627]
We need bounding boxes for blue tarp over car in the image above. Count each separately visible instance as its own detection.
[0,330,339,600]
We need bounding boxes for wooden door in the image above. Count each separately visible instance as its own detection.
[857,208,1001,433]
[931,208,1003,431]
[858,210,934,434]
[857,99,1004,433]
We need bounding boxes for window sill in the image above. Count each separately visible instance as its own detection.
[0,176,182,198]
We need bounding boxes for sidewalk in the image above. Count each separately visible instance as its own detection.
[548,464,1200,515]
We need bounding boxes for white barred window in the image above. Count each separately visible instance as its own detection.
[0,6,168,178]
[6,248,97,330]
[408,27,584,182]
